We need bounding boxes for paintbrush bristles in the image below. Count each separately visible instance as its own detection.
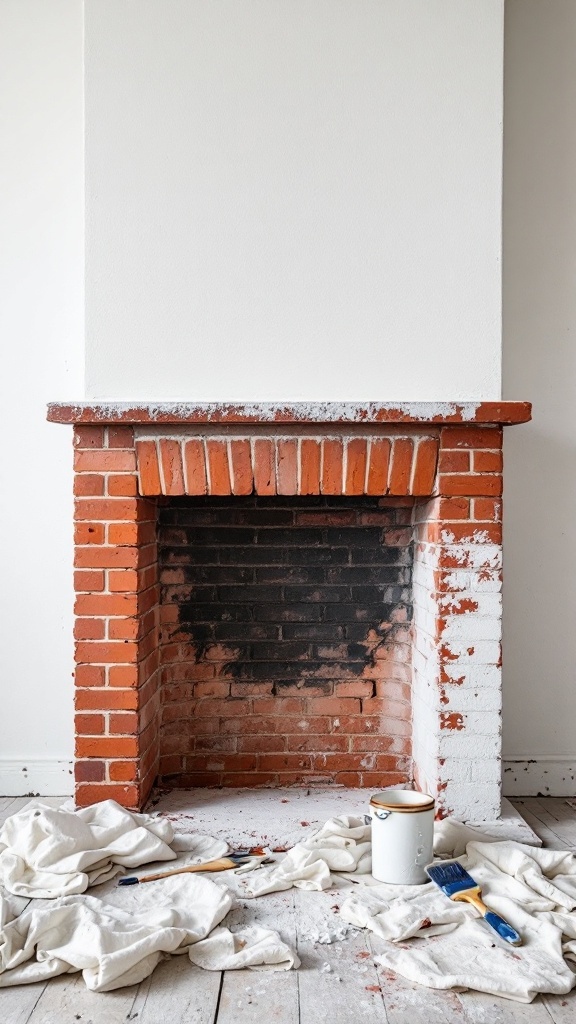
[425,861,478,897]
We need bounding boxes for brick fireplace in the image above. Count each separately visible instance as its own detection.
[48,401,530,820]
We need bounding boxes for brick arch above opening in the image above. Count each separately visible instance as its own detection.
[134,433,439,498]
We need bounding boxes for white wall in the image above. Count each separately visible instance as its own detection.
[502,0,576,795]
[0,0,83,794]
[84,0,504,403]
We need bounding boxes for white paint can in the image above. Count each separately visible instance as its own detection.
[370,789,435,885]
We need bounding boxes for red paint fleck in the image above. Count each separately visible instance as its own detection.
[440,712,465,731]
[365,985,381,993]
[467,647,475,656]
[420,918,432,929]
[439,644,459,662]
[356,951,370,960]
[439,687,450,705]
[300,820,310,827]
[272,845,288,853]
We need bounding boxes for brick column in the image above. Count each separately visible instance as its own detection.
[73,426,160,808]
[411,426,503,819]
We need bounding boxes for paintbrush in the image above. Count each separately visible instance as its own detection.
[118,850,270,886]
[426,860,522,946]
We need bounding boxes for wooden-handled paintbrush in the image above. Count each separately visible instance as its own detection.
[426,860,522,946]
[118,849,270,886]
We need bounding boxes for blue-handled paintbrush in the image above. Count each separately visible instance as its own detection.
[426,860,522,946]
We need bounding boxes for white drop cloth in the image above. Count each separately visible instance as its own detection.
[0,874,296,991]
[0,801,176,897]
[3,802,576,1001]
[242,813,576,1002]
[0,801,297,990]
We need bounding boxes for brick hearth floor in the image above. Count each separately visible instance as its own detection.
[0,792,574,1023]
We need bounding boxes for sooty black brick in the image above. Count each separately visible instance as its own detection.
[158,496,413,686]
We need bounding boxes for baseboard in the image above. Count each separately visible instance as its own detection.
[0,760,74,797]
[503,758,576,797]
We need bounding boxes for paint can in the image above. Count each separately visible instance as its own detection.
[370,789,435,885]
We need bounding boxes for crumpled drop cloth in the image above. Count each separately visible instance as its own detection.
[0,801,177,898]
[240,813,576,1002]
[341,833,576,1002]
[0,873,296,991]
[0,801,297,990]
[244,815,372,896]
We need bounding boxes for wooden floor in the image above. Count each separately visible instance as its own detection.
[0,795,575,1023]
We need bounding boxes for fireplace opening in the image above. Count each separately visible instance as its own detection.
[158,495,414,789]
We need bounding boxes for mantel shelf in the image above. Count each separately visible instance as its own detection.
[47,400,531,426]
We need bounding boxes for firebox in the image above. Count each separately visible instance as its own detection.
[47,400,531,820]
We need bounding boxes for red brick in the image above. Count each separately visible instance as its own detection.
[107,474,138,496]
[74,522,105,545]
[366,438,390,495]
[108,569,139,592]
[362,697,410,719]
[75,713,105,734]
[306,697,361,715]
[75,498,140,521]
[220,773,278,787]
[253,439,276,495]
[436,497,470,519]
[439,474,502,497]
[287,733,350,753]
[109,665,139,687]
[333,681,374,697]
[441,521,502,544]
[75,688,138,711]
[159,439,185,495]
[74,569,105,593]
[333,715,386,734]
[277,440,298,496]
[75,665,106,687]
[108,426,134,448]
[108,522,140,545]
[96,568,131,610]
[206,440,231,495]
[335,771,408,788]
[440,426,502,449]
[350,735,411,753]
[182,439,208,495]
[108,618,140,640]
[135,441,162,496]
[75,450,136,473]
[74,426,105,449]
[252,697,305,716]
[388,438,414,495]
[321,439,343,495]
[344,439,368,495]
[110,712,139,734]
[438,450,470,473]
[473,450,503,473]
[74,547,139,569]
[229,682,273,697]
[75,641,138,664]
[75,784,139,808]
[109,760,138,782]
[473,498,502,522]
[74,618,105,640]
[256,754,313,771]
[74,474,105,496]
[229,439,253,496]
[74,760,105,783]
[412,438,438,495]
[237,735,287,753]
[300,439,321,494]
[75,736,139,758]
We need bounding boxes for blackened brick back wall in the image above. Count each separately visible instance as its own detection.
[157,496,414,788]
